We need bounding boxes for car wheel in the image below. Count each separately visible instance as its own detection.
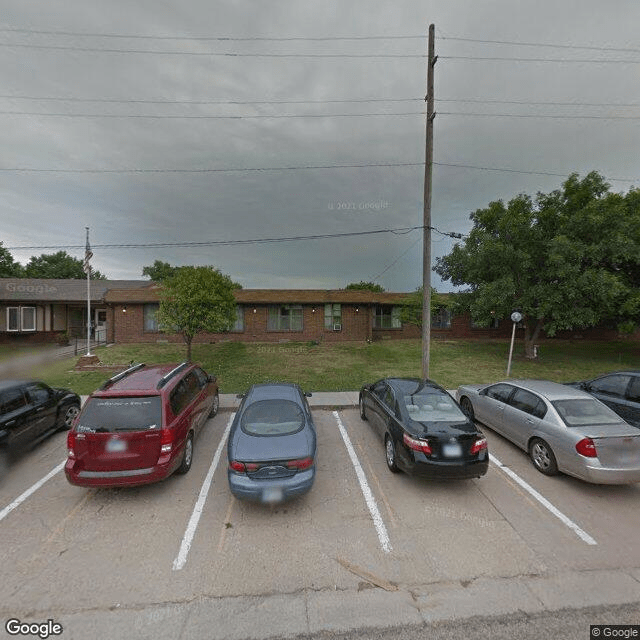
[62,404,81,430]
[529,438,558,476]
[385,435,400,473]
[209,392,219,418]
[359,395,367,421]
[460,397,475,421]
[176,433,194,474]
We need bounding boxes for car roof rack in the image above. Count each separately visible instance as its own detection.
[99,363,146,390]
[156,362,190,389]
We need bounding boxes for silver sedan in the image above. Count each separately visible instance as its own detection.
[456,379,640,484]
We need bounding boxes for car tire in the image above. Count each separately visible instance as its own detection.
[385,434,400,473]
[529,438,558,476]
[61,404,81,431]
[176,432,194,474]
[209,392,219,418]
[359,395,367,421]
[460,397,475,421]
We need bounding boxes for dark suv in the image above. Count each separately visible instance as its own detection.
[65,362,219,488]
[0,380,80,474]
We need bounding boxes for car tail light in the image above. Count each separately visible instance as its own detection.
[575,437,598,458]
[160,428,173,454]
[286,457,314,470]
[67,431,76,458]
[403,432,432,455]
[470,437,488,455]
[229,461,260,473]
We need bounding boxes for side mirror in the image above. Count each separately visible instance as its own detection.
[236,393,245,399]
[304,392,313,398]
[209,375,217,384]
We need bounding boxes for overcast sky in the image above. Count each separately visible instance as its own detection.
[1,1,638,292]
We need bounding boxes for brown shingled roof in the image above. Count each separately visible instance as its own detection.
[104,287,413,304]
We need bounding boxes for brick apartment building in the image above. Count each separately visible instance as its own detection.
[0,278,625,346]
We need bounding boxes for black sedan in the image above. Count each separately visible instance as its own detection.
[566,371,640,428]
[359,378,488,479]
[228,383,317,503]
[0,379,81,475]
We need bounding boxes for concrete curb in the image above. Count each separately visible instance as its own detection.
[49,567,640,640]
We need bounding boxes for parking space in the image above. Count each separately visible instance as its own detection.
[0,407,638,624]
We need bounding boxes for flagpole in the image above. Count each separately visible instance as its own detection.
[85,227,92,356]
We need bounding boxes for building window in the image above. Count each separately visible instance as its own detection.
[373,305,402,329]
[143,304,160,332]
[231,306,244,332]
[7,306,36,332]
[324,303,341,330]
[267,305,303,331]
[431,307,452,329]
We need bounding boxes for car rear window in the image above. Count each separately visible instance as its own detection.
[553,399,623,427]
[77,396,162,433]
[241,399,304,436]
[404,393,466,422]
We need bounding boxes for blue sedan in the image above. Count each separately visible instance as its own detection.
[227,383,317,503]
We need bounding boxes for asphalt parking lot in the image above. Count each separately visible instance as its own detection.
[1,407,640,639]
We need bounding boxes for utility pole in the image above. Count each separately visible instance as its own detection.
[84,227,93,356]
[422,23,436,380]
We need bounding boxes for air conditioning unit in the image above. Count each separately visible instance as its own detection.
[333,323,342,331]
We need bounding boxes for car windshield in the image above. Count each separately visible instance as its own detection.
[553,399,624,427]
[403,393,466,422]
[77,396,162,432]
[241,399,304,436]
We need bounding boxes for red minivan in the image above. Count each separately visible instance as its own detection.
[65,362,219,487]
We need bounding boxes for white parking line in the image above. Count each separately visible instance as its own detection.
[172,413,234,570]
[0,460,65,523]
[332,411,392,553]
[490,453,597,545]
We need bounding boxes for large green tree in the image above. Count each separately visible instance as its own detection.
[142,260,179,282]
[434,172,640,358]
[25,251,106,279]
[157,266,238,361]
[0,243,23,277]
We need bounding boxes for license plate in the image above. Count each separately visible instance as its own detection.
[263,487,283,503]
[106,438,127,453]
[442,443,462,458]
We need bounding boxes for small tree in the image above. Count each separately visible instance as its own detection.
[157,266,238,361]
[345,281,385,292]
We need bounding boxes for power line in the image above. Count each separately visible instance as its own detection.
[442,55,640,64]
[0,94,421,105]
[0,27,426,41]
[437,35,640,55]
[2,110,639,121]
[6,225,467,252]
[0,161,635,183]
[0,42,425,57]
[0,93,637,109]
[5,226,427,250]
[2,26,638,55]
[0,110,425,119]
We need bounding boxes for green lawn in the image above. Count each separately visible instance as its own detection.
[25,338,640,395]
